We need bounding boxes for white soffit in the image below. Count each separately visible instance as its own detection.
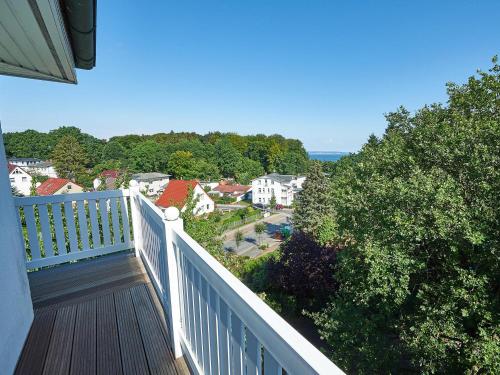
[0,0,76,83]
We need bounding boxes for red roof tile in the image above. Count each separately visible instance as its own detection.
[36,178,81,196]
[155,180,198,208]
[101,169,120,178]
[214,184,251,194]
[7,163,17,174]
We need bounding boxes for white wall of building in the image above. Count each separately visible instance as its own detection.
[30,165,57,178]
[252,175,305,207]
[9,166,32,196]
[131,177,170,196]
[0,127,34,374]
[179,184,215,216]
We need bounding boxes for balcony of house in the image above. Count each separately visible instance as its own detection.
[11,187,343,375]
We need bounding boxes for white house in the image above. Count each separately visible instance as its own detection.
[8,157,42,168]
[8,164,32,196]
[156,180,215,216]
[28,161,58,178]
[251,173,306,207]
[130,172,170,196]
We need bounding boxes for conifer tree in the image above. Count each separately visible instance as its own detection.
[293,161,336,245]
[51,135,88,181]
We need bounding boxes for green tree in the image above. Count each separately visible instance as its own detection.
[310,58,500,374]
[102,140,126,162]
[215,139,242,177]
[235,230,244,250]
[269,192,277,209]
[51,135,88,181]
[293,161,336,245]
[254,222,266,245]
[168,151,196,179]
[129,140,167,172]
[48,126,104,166]
[235,157,265,184]
[266,142,284,172]
[194,159,220,181]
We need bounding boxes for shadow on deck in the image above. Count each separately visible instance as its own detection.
[15,252,190,375]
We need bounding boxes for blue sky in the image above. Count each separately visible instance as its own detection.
[1,1,499,152]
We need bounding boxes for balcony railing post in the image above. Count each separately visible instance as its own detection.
[162,207,183,359]
[129,181,143,257]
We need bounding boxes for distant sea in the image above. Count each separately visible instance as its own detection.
[308,151,348,162]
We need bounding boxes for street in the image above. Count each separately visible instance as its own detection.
[222,212,292,258]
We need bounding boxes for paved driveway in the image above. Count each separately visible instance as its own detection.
[222,212,291,258]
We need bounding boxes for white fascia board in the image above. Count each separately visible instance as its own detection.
[0,0,76,83]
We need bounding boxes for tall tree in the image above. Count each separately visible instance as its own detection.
[167,151,196,179]
[311,58,500,374]
[214,139,242,177]
[235,157,264,184]
[51,135,88,181]
[128,140,167,172]
[293,161,336,245]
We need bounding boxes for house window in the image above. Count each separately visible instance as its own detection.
[67,185,72,189]
[10,178,14,183]
[206,204,209,209]
[22,177,27,182]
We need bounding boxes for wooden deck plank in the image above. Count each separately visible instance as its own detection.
[15,309,57,375]
[17,253,190,375]
[130,284,178,375]
[28,252,141,290]
[32,273,147,309]
[28,251,137,285]
[28,251,147,309]
[70,299,97,375]
[96,293,123,375]
[115,288,150,375]
[146,283,191,375]
[42,304,77,375]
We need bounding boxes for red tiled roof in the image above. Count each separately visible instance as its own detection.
[155,180,198,208]
[8,163,17,174]
[214,184,251,194]
[101,169,120,178]
[36,178,80,196]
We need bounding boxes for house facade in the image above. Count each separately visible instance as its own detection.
[251,173,306,207]
[212,183,252,202]
[8,157,42,168]
[8,164,32,196]
[28,161,58,178]
[36,178,84,196]
[156,180,215,216]
[130,172,170,196]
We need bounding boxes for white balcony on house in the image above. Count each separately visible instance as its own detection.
[7,185,343,374]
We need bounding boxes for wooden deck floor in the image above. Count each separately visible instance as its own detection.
[15,252,190,375]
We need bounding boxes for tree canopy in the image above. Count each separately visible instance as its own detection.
[308,58,500,374]
[4,128,309,187]
[51,135,88,182]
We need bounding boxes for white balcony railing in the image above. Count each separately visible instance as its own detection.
[130,189,343,375]
[14,190,133,269]
[15,188,344,374]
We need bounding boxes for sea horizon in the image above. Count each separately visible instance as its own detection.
[308,151,349,162]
